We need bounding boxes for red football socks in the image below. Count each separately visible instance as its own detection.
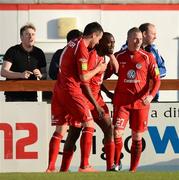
[114,137,123,166]
[80,127,94,168]
[47,132,63,170]
[60,150,74,172]
[104,141,115,170]
[130,139,142,172]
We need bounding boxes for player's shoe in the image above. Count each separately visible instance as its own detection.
[129,169,136,173]
[108,161,122,172]
[78,165,99,172]
[107,165,118,172]
[116,161,122,171]
[45,168,58,173]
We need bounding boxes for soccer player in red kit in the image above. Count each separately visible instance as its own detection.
[87,33,118,171]
[59,32,119,172]
[46,22,106,173]
[111,27,160,172]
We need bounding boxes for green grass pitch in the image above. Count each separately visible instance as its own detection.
[0,171,179,180]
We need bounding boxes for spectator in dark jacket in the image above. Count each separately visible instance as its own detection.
[49,29,83,80]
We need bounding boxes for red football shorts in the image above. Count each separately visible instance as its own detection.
[87,93,110,121]
[91,103,110,122]
[51,86,93,127]
[113,105,149,132]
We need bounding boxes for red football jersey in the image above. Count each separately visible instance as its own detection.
[88,50,105,95]
[114,49,160,109]
[80,49,106,110]
[56,38,90,94]
[51,38,94,125]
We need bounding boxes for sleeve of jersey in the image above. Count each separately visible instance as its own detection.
[104,52,119,80]
[151,45,166,78]
[148,54,161,98]
[76,42,90,85]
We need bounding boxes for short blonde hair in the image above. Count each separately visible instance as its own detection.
[20,23,36,36]
[127,27,141,38]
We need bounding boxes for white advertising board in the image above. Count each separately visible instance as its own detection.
[0,102,179,172]
[0,102,49,172]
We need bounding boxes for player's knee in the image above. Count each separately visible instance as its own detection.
[114,128,124,138]
[132,131,143,141]
[55,125,68,136]
[103,124,113,138]
[83,119,95,128]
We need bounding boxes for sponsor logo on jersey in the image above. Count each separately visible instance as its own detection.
[120,62,126,64]
[136,63,142,69]
[120,62,126,68]
[124,79,140,83]
[127,69,136,79]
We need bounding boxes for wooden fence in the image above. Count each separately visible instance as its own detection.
[0,79,179,91]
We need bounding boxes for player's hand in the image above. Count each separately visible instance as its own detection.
[143,95,153,105]
[96,105,105,120]
[22,70,33,79]
[33,69,42,79]
[108,54,119,73]
[97,61,107,73]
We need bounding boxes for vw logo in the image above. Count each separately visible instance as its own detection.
[127,69,136,79]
